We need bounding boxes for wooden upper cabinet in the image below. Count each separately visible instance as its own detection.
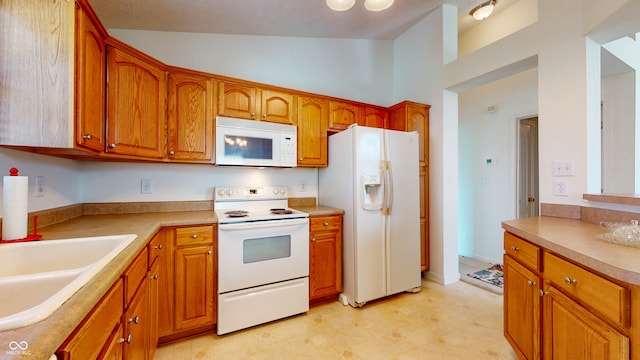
[261,89,296,125]
[75,2,106,152]
[388,101,430,167]
[218,82,257,120]
[297,96,328,167]
[106,42,167,159]
[167,71,215,162]
[329,101,363,132]
[361,107,388,128]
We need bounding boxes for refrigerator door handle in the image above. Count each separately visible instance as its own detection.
[382,161,393,215]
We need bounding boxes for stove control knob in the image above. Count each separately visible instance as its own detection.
[273,188,279,194]
[226,189,233,195]
[279,188,286,194]
[217,189,225,196]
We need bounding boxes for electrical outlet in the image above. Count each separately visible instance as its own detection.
[554,180,568,196]
[35,176,44,197]
[141,179,153,194]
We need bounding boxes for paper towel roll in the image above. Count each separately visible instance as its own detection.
[2,173,28,240]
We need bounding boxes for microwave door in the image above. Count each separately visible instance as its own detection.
[216,127,281,166]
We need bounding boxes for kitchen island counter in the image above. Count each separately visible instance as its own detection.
[0,210,217,360]
[502,216,640,286]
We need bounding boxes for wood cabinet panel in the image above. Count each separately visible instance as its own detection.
[504,232,540,271]
[175,245,215,330]
[218,82,257,119]
[175,225,214,247]
[543,284,629,359]
[57,280,124,359]
[362,107,387,128]
[148,258,160,360]
[106,43,167,158]
[504,255,541,360]
[261,90,295,124]
[329,101,362,132]
[124,279,149,360]
[75,2,106,152]
[296,96,328,167]
[123,246,148,306]
[309,215,343,303]
[167,72,214,161]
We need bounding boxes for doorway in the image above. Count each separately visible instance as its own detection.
[517,116,539,218]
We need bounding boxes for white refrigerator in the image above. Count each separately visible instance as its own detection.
[319,124,422,307]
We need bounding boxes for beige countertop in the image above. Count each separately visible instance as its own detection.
[291,205,344,217]
[0,211,217,360]
[502,216,640,286]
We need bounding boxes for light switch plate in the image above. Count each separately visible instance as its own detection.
[552,161,575,176]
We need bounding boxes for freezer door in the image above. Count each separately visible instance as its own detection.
[352,126,387,304]
[384,130,422,295]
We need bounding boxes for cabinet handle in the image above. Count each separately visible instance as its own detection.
[117,337,126,344]
[538,289,548,297]
[527,280,536,287]
[82,134,93,140]
[324,222,329,227]
[207,250,212,255]
[109,143,116,149]
[169,150,175,155]
[312,238,316,242]
[263,113,267,118]
[510,245,520,251]
[563,276,577,285]
[150,273,159,280]
[251,112,256,116]
[299,157,304,161]
[154,244,163,250]
[192,234,198,239]
[126,334,133,344]
[128,315,140,324]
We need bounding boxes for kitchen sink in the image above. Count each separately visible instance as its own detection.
[0,234,137,331]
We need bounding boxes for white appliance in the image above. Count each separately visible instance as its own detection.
[214,186,309,335]
[319,124,422,307]
[215,116,297,167]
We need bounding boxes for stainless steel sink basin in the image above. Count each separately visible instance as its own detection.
[0,234,137,331]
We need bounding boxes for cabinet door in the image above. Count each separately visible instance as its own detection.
[261,89,295,124]
[148,259,160,360]
[99,323,124,360]
[309,216,342,301]
[158,229,174,338]
[106,45,167,158]
[543,284,629,359]
[167,72,214,161]
[124,279,149,360]
[405,104,429,167]
[362,107,387,128]
[174,245,215,330]
[504,255,541,360]
[75,3,106,152]
[297,96,328,167]
[218,82,257,120]
[329,101,362,132]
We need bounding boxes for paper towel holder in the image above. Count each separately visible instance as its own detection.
[0,215,43,244]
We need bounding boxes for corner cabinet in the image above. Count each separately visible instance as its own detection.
[329,101,363,132]
[158,225,217,342]
[388,101,430,271]
[504,231,634,360]
[309,215,343,304]
[105,39,167,159]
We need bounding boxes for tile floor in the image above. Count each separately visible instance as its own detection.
[154,279,518,360]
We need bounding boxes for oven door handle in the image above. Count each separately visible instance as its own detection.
[219,218,309,231]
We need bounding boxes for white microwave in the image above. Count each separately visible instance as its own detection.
[215,116,297,167]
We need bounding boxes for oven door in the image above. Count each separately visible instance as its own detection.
[218,217,309,293]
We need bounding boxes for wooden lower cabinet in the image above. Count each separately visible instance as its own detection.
[124,279,149,359]
[504,231,635,360]
[158,225,217,342]
[309,215,343,304]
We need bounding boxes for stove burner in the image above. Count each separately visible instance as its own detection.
[270,208,293,215]
[225,210,249,218]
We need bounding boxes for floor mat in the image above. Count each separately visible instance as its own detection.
[467,264,504,289]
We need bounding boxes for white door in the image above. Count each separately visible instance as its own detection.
[385,129,421,295]
[353,126,386,304]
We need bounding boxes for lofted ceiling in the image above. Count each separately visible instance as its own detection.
[88,0,518,40]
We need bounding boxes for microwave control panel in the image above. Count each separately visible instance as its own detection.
[281,134,297,166]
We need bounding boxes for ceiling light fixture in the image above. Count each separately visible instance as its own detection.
[470,0,496,21]
[326,0,394,12]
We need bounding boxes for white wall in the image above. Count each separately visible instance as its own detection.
[458,68,538,264]
[0,148,82,214]
[109,30,394,106]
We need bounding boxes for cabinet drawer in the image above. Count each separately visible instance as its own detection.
[504,232,540,271]
[57,280,123,359]
[310,216,341,232]
[544,252,630,327]
[175,225,214,247]
[123,247,148,306]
